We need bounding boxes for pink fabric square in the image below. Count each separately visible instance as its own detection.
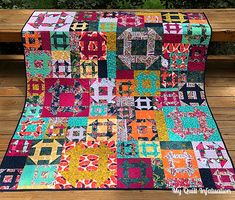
[129,168,141,179]
[60,93,75,106]
[211,168,235,189]
[117,158,153,188]
[42,78,90,117]
[161,91,180,106]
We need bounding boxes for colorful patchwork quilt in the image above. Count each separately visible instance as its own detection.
[0,11,235,191]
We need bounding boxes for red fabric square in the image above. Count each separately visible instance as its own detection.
[6,139,32,157]
[40,31,51,50]
[116,70,134,79]
[190,46,207,60]
[163,34,182,43]
[188,62,205,71]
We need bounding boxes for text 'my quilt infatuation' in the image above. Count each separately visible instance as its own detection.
[0,11,235,191]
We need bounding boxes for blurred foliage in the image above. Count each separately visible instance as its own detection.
[0,0,56,9]
[141,0,164,9]
[1,0,235,9]
[0,0,145,9]
[160,0,235,9]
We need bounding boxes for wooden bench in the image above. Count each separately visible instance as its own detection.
[0,9,235,62]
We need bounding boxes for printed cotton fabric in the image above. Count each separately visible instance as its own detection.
[0,11,235,191]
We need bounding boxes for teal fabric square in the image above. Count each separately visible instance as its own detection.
[24,105,42,118]
[26,51,51,77]
[68,117,88,127]
[14,117,49,140]
[163,106,222,141]
[33,165,57,185]
[26,124,37,132]
[18,165,57,188]
[182,24,211,45]
[136,71,160,96]
[90,103,107,117]
[117,140,139,158]
[169,53,188,71]
[107,51,116,78]
[182,24,211,35]
[18,165,36,187]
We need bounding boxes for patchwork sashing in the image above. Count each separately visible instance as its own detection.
[1,11,235,191]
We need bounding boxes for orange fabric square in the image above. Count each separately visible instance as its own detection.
[161,150,200,179]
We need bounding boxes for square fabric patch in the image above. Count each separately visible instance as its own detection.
[56,141,116,188]
[117,158,154,188]
[1,11,234,191]
[163,106,222,141]
[42,78,90,117]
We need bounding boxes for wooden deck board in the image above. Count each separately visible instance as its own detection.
[0,60,235,199]
[0,9,235,42]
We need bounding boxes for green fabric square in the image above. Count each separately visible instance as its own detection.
[131,40,147,55]
[40,147,52,156]
[50,31,69,50]
[88,22,98,31]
